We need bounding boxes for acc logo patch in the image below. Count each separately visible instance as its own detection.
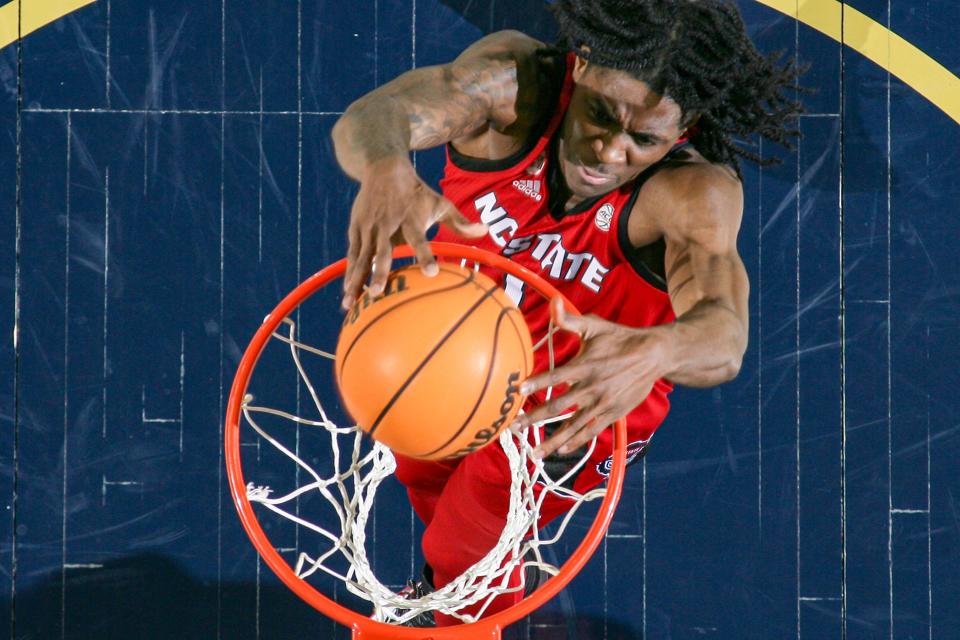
[596,439,650,477]
[594,203,614,232]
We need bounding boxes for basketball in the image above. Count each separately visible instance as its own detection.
[335,263,533,460]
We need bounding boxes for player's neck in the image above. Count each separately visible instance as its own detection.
[549,135,602,214]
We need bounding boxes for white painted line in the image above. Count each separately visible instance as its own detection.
[101,476,144,506]
[794,22,802,639]
[62,110,72,640]
[258,68,264,263]
[141,387,178,423]
[886,3,894,637]
[105,0,112,107]
[102,168,110,440]
[23,107,343,115]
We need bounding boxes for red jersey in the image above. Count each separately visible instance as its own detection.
[434,53,681,463]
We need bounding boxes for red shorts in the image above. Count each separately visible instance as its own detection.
[393,416,657,626]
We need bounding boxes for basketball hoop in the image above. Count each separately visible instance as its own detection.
[225,243,628,639]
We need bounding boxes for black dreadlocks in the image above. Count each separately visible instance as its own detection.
[551,0,804,175]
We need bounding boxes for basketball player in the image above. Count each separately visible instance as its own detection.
[332,0,802,625]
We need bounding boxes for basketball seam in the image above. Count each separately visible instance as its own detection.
[417,305,515,458]
[367,284,501,437]
[482,282,533,375]
[468,267,533,375]
[502,306,531,375]
[338,265,476,378]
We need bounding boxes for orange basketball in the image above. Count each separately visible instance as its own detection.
[335,263,533,460]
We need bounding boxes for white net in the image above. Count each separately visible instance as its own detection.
[238,263,611,626]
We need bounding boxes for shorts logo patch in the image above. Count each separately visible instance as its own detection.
[596,439,650,477]
[594,203,614,232]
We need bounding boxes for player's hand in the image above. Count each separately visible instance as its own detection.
[342,156,487,310]
[514,298,672,458]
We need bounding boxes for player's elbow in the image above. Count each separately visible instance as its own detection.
[717,322,747,383]
[331,114,349,151]
[718,352,743,383]
[333,98,374,145]
[331,103,366,154]
[708,301,747,384]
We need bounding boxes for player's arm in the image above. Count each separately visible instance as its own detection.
[655,164,749,386]
[332,31,529,177]
[332,31,543,307]
[514,164,748,458]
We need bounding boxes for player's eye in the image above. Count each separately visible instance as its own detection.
[630,133,656,147]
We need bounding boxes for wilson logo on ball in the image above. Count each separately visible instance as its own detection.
[445,370,522,459]
[344,274,408,327]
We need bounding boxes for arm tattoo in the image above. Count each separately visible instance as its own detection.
[665,250,691,282]
[669,274,696,297]
[343,60,517,160]
[406,62,516,149]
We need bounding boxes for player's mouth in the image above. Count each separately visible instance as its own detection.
[575,164,616,187]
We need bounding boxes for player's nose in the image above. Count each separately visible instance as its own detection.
[592,132,627,166]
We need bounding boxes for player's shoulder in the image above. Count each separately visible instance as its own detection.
[453,30,564,94]
[639,153,745,248]
[451,30,566,93]
[450,31,566,150]
[456,30,549,63]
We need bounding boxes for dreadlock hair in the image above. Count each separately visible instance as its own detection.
[551,0,804,176]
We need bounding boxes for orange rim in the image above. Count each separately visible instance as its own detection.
[225,242,628,637]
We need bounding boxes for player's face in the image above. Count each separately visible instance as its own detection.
[559,59,688,199]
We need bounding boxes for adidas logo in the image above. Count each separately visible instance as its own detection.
[512,179,543,201]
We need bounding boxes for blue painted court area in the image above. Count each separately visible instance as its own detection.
[1,1,959,638]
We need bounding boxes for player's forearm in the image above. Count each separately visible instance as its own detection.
[656,298,747,387]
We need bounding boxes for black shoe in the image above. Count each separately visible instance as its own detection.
[521,559,545,596]
[396,561,540,627]
[397,566,436,627]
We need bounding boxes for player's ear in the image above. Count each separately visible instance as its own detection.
[679,113,702,140]
[572,45,591,82]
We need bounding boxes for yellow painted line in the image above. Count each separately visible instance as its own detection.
[755,0,960,125]
[0,0,957,126]
[0,0,97,50]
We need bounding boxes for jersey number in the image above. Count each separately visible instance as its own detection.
[503,274,526,308]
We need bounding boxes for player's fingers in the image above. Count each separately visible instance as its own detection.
[402,220,439,277]
[513,386,588,430]
[534,408,606,458]
[533,409,591,458]
[342,256,358,310]
[550,296,593,337]
[555,412,615,455]
[342,224,372,309]
[519,362,590,397]
[368,232,394,297]
[433,197,487,238]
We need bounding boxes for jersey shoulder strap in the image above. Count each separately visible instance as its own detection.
[613,142,695,291]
